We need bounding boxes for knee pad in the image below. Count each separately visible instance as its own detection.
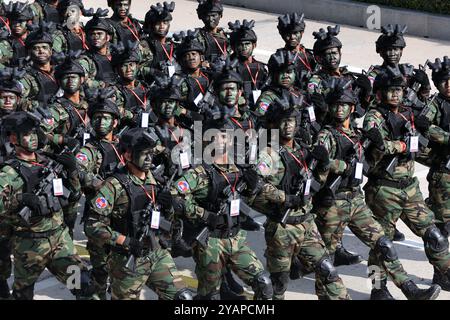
[436,222,450,238]
[270,272,289,296]
[252,271,273,300]
[374,236,398,262]
[424,226,449,254]
[12,284,35,300]
[174,288,193,300]
[316,257,339,284]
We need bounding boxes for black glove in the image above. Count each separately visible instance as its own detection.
[414,115,430,133]
[310,145,330,169]
[412,69,430,87]
[56,152,78,176]
[63,137,81,153]
[19,193,49,217]
[158,190,173,210]
[202,210,218,229]
[364,127,384,149]
[185,110,204,121]
[317,188,335,208]
[243,168,261,191]
[284,194,304,210]
[354,75,372,97]
[310,93,328,114]
[123,237,144,257]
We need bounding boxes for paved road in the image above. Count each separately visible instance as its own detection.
[13,0,450,300]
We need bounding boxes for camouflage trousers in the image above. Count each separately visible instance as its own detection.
[365,177,450,279]
[193,229,264,298]
[86,240,110,300]
[0,223,12,281]
[427,170,450,225]
[108,247,186,300]
[315,190,410,287]
[12,226,88,299]
[264,214,350,300]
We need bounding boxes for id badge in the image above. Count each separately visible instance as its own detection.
[180,151,190,169]
[141,112,149,128]
[151,210,160,229]
[410,136,419,152]
[307,106,316,122]
[355,162,364,180]
[53,178,64,196]
[230,198,240,217]
[252,90,262,103]
[304,178,312,196]
[194,93,204,106]
[168,65,176,77]
[249,143,257,162]
[83,133,90,146]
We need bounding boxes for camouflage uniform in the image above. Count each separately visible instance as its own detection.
[52,26,90,54]
[29,0,60,25]
[307,67,356,96]
[106,15,142,45]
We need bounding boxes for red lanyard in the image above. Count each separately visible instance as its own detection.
[15,36,25,47]
[230,117,252,131]
[0,17,10,33]
[293,47,312,72]
[110,143,125,165]
[41,70,57,84]
[140,184,155,204]
[337,129,363,160]
[127,86,147,109]
[124,17,140,42]
[286,149,309,173]
[220,171,238,193]
[245,62,260,88]
[75,28,89,50]
[168,127,183,144]
[193,78,205,95]
[160,42,173,62]
[398,112,415,130]
[72,107,88,127]
[212,36,227,57]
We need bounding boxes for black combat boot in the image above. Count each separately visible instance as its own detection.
[220,271,246,300]
[240,215,260,231]
[333,245,362,266]
[290,255,313,280]
[0,279,10,299]
[400,280,440,300]
[432,267,450,291]
[393,228,405,241]
[370,279,395,300]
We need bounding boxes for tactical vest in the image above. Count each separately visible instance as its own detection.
[328,127,364,189]
[279,146,307,195]
[146,38,173,68]
[201,164,241,233]
[118,84,148,111]
[200,29,227,63]
[431,96,450,164]
[29,68,59,104]
[56,97,85,136]
[90,52,116,84]
[91,140,120,178]
[10,37,27,67]
[108,18,141,44]
[186,74,209,106]
[63,28,84,52]
[237,61,267,102]
[38,0,60,24]
[111,169,158,241]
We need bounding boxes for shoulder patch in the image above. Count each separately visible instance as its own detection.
[76,152,88,163]
[177,180,190,193]
[95,197,108,209]
[259,102,269,112]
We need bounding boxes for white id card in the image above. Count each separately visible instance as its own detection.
[180,151,190,169]
[252,90,262,103]
[168,65,176,77]
[151,210,160,229]
[230,198,240,217]
[194,93,204,106]
[307,106,316,122]
[53,178,63,196]
[249,143,257,162]
[304,179,312,196]
[141,112,149,128]
[410,136,419,153]
[83,133,90,146]
[355,162,364,180]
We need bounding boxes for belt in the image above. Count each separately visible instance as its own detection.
[285,214,310,225]
[210,226,240,239]
[15,225,63,239]
[375,177,414,189]
[334,189,361,200]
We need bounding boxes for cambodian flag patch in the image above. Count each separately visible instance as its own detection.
[177,180,190,193]
[95,197,107,209]
[259,102,269,112]
[308,83,317,91]
[45,117,54,126]
[257,162,269,174]
[76,153,88,163]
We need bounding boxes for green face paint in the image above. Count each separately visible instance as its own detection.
[60,74,81,94]
[19,131,39,152]
[331,103,352,122]
[92,113,114,136]
[236,41,254,59]
[383,86,404,107]
[119,62,137,81]
[219,82,239,107]
[159,100,177,119]
[132,148,153,171]
[276,69,296,88]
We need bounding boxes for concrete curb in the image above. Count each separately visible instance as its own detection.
[222,0,450,41]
